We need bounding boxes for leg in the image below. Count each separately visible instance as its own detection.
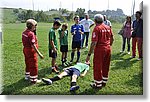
[137,37,143,58]
[85,32,89,47]
[92,48,103,88]
[70,49,76,62]
[127,38,131,52]
[23,48,30,80]
[102,48,111,87]
[76,48,81,62]
[29,53,38,84]
[42,71,68,85]
[70,74,80,91]
[61,52,65,65]
[122,36,126,52]
[132,37,137,57]
[64,52,67,62]
[82,33,85,47]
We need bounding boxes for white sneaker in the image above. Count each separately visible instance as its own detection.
[137,58,142,61]
[127,52,130,54]
[120,51,125,53]
[36,79,42,83]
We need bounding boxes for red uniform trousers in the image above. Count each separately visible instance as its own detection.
[93,45,111,87]
[132,37,143,58]
[23,47,38,83]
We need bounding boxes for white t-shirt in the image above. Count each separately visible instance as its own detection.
[103,20,112,27]
[80,19,94,32]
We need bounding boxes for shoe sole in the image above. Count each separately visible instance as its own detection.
[70,86,80,91]
[42,79,52,85]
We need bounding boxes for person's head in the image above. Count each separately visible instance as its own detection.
[135,11,142,19]
[85,14,89,20]
[94,14,104,24]
[74,15,80,24]
[26,19,37,31]
[126,16,131,22]
[53,20,61,30]
[62,23,68,31]
[103,15,107,21]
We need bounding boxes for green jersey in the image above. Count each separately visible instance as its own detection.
[73,63,89,73]
[49,28,58,49]
[58,29,68,45]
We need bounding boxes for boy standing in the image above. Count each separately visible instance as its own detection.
[49,20,61,74]
[22,19,44,84]
[42,62,89,92]
[58,23,69,66]
[70,15,84,63]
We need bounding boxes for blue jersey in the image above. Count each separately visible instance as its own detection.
[132,19,143,38]
[71,24,84,41]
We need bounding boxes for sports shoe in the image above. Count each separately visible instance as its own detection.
[70,85,80,91]
[130,56,135,58]
[137,58,142,61]
[90,83,102,89]
[127,52,130,54]
[25,76,30,80]
[36,79,42,83]
[42,78,52,85]
[120,50,125,53]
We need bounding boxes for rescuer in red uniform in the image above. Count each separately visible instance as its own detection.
[86,14,114,89]
[22,19,44,84]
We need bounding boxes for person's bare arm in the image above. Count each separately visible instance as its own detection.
[80,70,88,77]
[32,44,44,59]
[86,41,97,62]
[50,40,57,53]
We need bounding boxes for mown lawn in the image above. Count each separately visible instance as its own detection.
[1,22,143,95]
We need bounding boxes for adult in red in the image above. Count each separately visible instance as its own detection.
[22,19,44,84]
[86,14,114,89]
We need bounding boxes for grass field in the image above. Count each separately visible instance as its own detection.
[1,22,143,95]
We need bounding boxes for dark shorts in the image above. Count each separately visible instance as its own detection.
[64,67,80,77]
[72,41,81,49]
[60,45,68,52]
[49,49,57,58]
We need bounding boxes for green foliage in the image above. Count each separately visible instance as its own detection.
[2,22,143,95]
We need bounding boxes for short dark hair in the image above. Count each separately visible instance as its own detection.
[62,23,68,29]
[74,15,79,20]
[136,11,142,16]
[53,20,61,26]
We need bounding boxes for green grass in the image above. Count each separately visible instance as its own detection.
[1,22,143,95]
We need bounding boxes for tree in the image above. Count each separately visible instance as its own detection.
[75,8,85,17]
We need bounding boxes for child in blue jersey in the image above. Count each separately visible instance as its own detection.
[70,15,84,63]
[42,62,89,92]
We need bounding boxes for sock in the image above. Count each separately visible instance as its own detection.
[77,51,80,62]
[71,52,75,61]
[71,82,77,87]
[50,76,60,82]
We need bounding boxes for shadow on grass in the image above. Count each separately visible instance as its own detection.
[1,78,32,95]
[111,52,139,70]
[125,72,143,88]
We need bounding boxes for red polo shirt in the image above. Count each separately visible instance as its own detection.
[92,23,113,46]
[22,29,38,48]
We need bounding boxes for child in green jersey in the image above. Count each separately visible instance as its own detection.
[58,23,69,66]
[49,20,61,74]
[42,62,89,92]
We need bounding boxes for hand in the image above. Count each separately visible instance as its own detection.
[86,55,90,62]
[80,74,85,77]
[39,54,44,59]
[53,48,57,53]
